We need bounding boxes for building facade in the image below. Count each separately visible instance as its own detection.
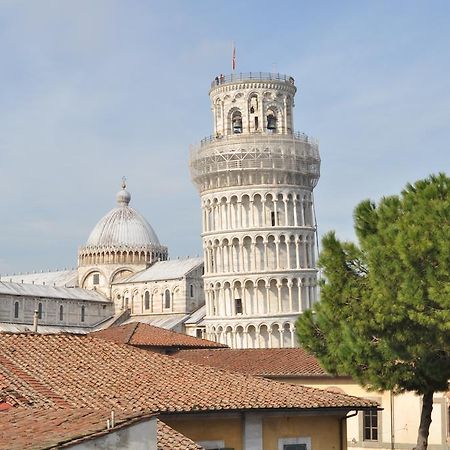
[190,73,321,348]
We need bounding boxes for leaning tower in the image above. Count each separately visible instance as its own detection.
[190,72,321,348]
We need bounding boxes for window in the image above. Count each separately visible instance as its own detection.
[93,273,100,285]
[144,291,150,310]
[164,290,171,309]
[278,438,311,450]
[197,441,229,450]
[81,305,85,323]
[14,302,19,319]
[235,298,243,314]
[190,284,194,297]
[196,328,203,338]
[37,302,43,319]
[59,305,64,321]
[271,211,276,226]
[363,409,378,441]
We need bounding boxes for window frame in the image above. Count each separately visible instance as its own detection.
[277,437,311,450]
[164,289,171,309]
[144,291,150,310]
[358,403,382,445]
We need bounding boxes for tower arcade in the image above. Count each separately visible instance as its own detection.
[190,72,321,348]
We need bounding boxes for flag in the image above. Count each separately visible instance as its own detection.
[232,43,236,71]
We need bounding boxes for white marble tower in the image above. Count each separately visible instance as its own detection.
[190,73,321,348]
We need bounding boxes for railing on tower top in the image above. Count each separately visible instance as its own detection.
[211,72,295,89]
[198,131,318,148]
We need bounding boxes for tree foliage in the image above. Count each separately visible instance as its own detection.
[296,173,450,449]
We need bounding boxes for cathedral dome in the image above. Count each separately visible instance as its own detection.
[85,182,160,248]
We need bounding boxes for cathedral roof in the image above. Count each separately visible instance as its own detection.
[84,181,161,249]
[116,257,203,284]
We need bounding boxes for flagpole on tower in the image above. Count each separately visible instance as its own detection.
[232,42,236,73]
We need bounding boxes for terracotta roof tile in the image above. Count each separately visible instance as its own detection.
[175,348,328,377]
[0,407,157,450]
[0,333,377,414]
[158,420,203,449]
[91,322,227,349]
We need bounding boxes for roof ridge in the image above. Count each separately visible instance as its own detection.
[126,322,140,344]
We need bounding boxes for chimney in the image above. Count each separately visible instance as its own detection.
[32,310,39,333]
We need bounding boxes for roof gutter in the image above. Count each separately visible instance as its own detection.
[339,410,358,450]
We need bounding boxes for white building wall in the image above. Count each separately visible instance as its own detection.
[72,417,158,450]
[0,293,112,327]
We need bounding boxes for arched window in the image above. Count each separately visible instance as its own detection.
[164,290,171,309]
[81,305,85,322]
[59,305,64,321]
[190,284,194,298]
[144,291,150,310]
[14,302,19,319]
[266,108,277,132]
[38,303,43,319]
[231,110,242,133]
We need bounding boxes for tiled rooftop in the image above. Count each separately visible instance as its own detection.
[91,322,227,349]
[0,407,157,450]
[175,348,329,377]
[0,333,376,414]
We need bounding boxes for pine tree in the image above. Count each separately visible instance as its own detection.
[297,173,450,450]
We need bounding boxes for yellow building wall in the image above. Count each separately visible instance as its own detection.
[271,376,448,449]
[263,414,342,450]
[162,415,243,450]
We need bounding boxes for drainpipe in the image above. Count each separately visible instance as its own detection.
[340,411,358,450]
[390,390,395,449]
[32,310,39,333]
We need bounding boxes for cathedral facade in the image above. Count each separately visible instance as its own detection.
[0,71,320,348]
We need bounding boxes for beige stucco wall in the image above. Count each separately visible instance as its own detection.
[262,414,342,450]
[162,415,243,450]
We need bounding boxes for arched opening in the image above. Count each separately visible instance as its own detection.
[231,110,243,134]
[164,289,171,309]
[144,291,150,310]
[266,107,277,132]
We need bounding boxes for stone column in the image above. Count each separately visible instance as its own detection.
[277,282,282,312]
[288,280,293,312]
[290,325,296,348]
[283,197,288,226]
[295,238,300,269]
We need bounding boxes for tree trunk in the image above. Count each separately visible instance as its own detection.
[413,390,434,450]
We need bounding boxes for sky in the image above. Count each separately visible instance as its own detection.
[0,0,449,274]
